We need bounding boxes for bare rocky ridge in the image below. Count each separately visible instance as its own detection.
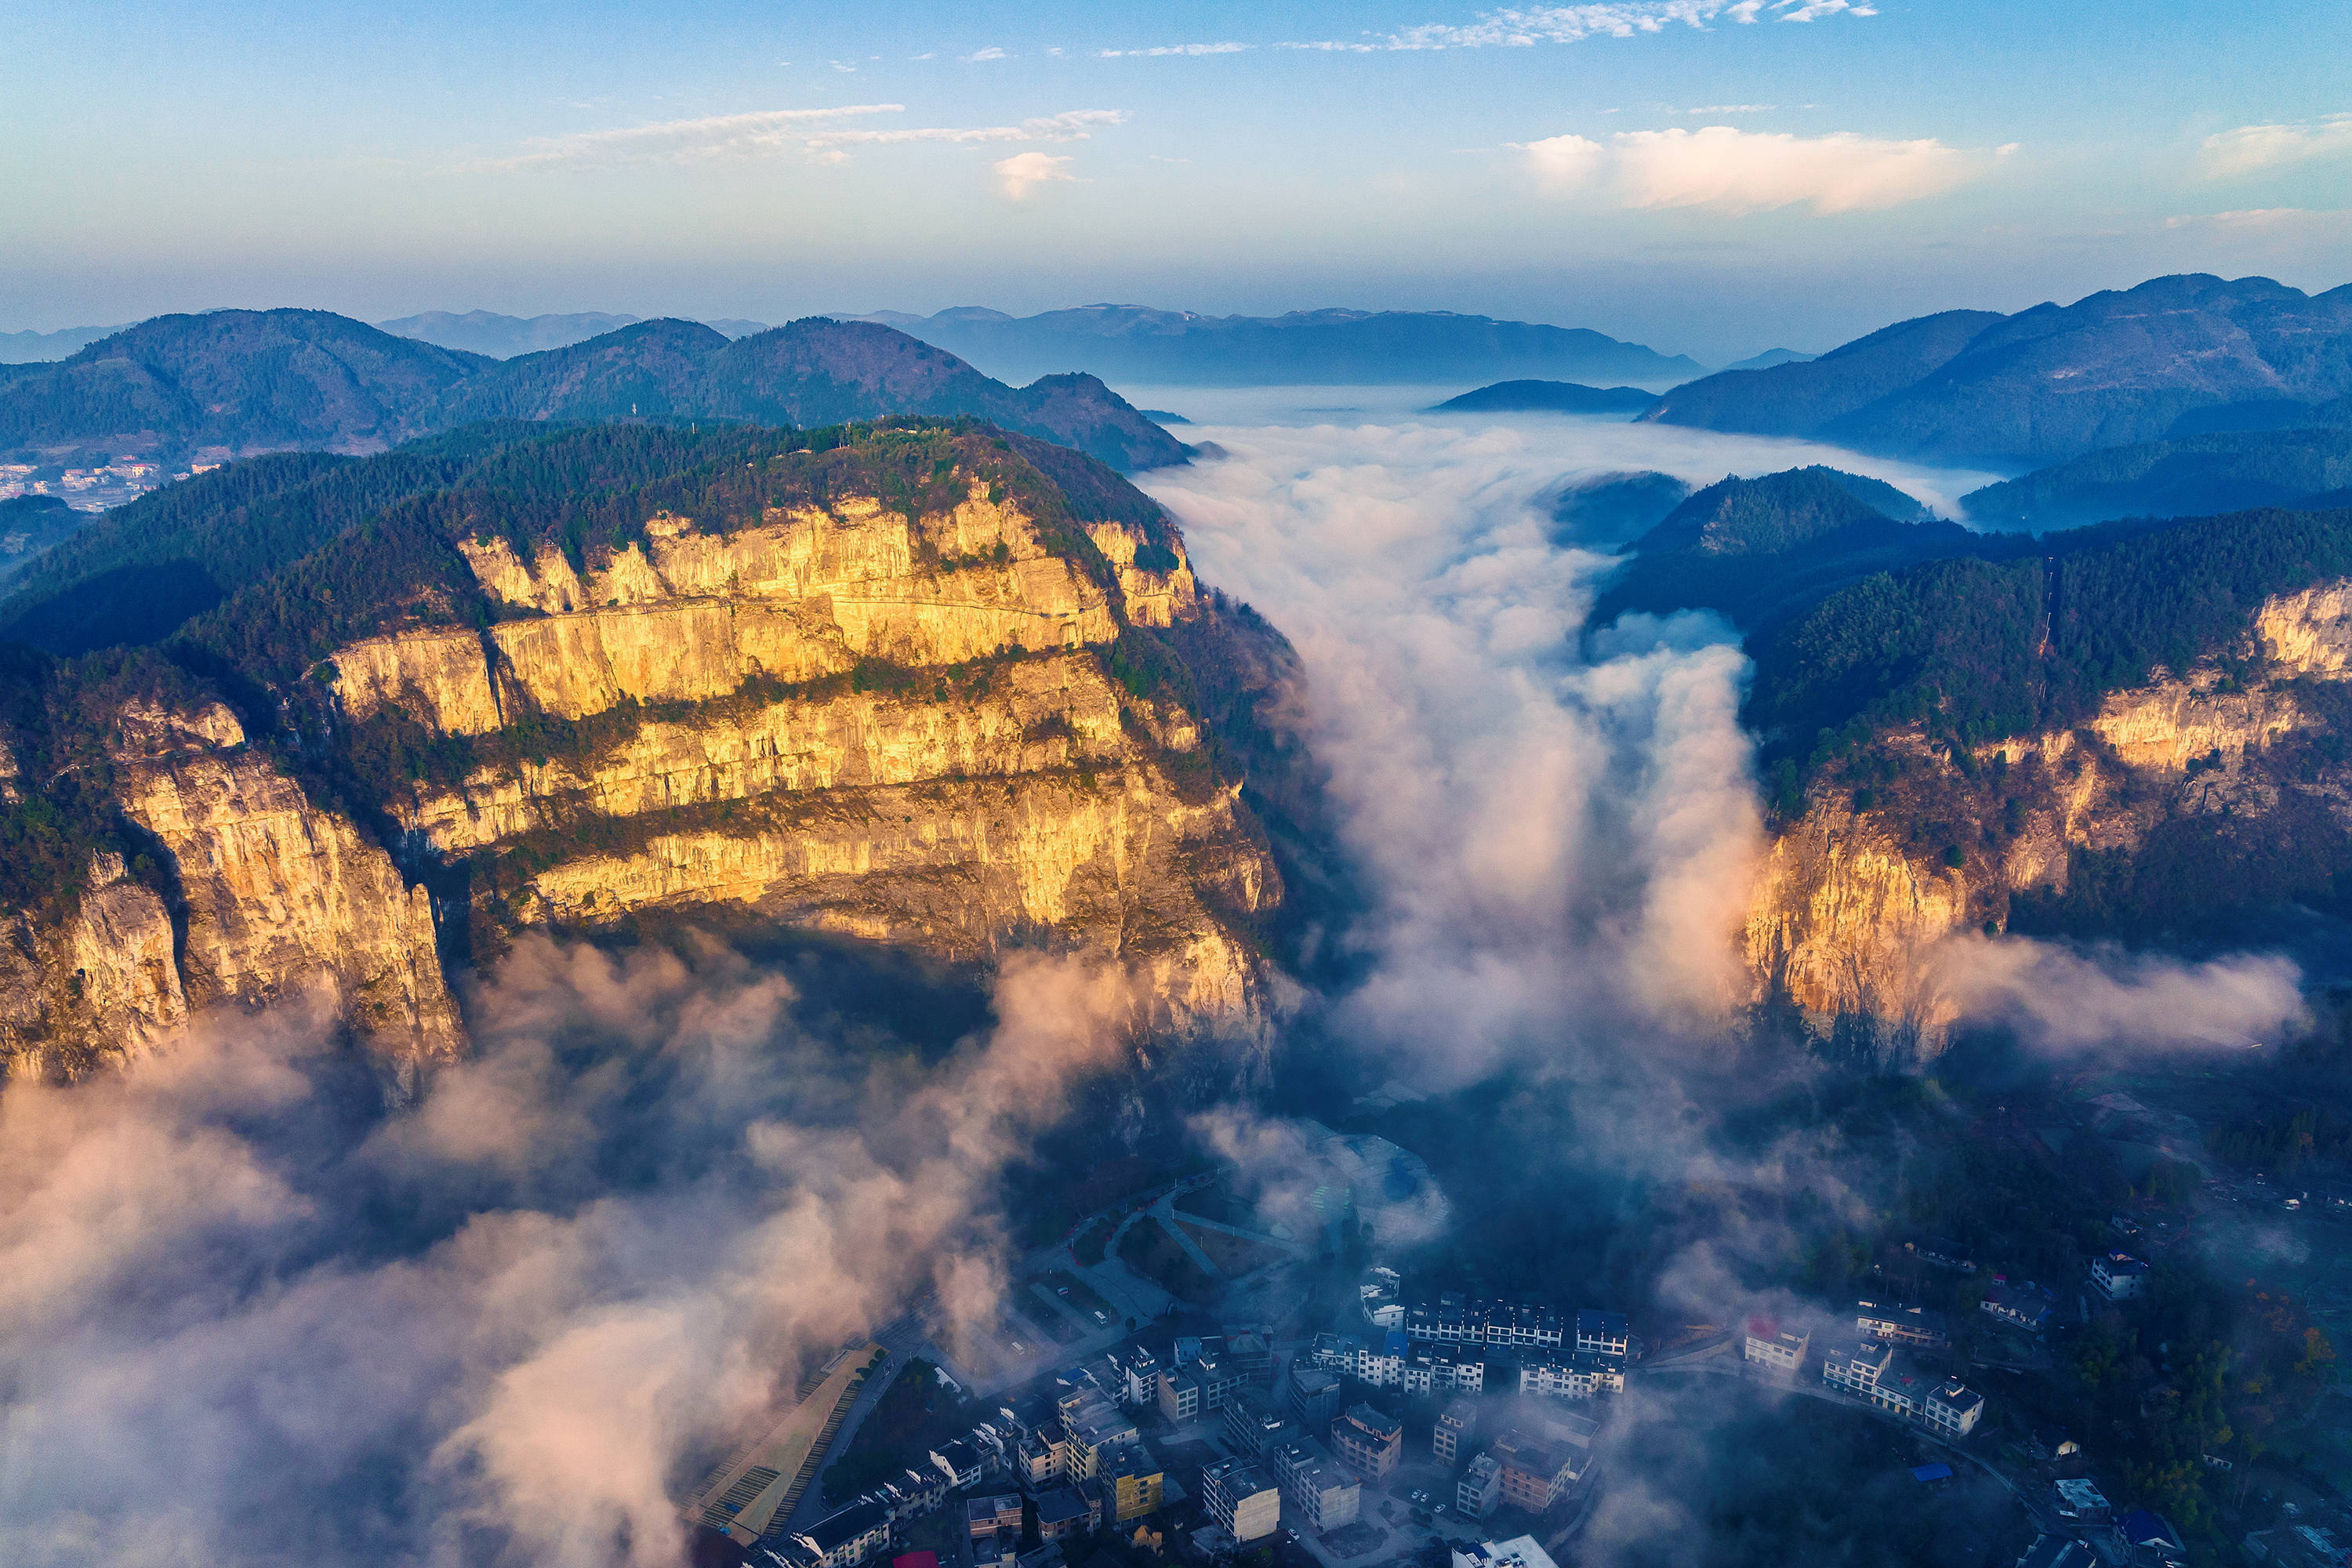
[1745,580,2352,1050]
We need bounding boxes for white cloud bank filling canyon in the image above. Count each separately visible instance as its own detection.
[1140,412,2306,1078]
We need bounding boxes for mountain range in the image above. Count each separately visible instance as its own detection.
[857,304,1708,388]
[0,310,1186,474]
[1646,274,2352,466]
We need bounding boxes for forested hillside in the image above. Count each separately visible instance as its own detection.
[1962,428,2352,528]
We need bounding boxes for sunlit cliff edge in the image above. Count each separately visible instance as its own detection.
[0,423,1297,1087]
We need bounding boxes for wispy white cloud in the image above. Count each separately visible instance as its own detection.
[474,105,901,170]
[2200,113,2352,179]
[807,110,1123,151]
[1685,103,1775,114]
[964,45,1008,62]
[2166,206,2352,231]
[473,107,1123,172]
[1099,42,1250,56]
[995,151,1077,199]
[1523,124,1999,213]
[1279,0,1871,51]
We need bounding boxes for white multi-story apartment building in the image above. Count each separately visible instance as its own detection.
[1855,1300,1951,1348]
[1820,1339,1894,1396]
[1201,1459,1281,1544]
[1573,1311,1629,1359]
[1269,1441,1361,1534]
[1519,1351,1624,1401]
[1402,1350,1486,1396]
[1743,1317,1809,1374]
[2092,1252,2149,1301]
[1926,1378,1985,1437]
[1356,1331,1410,1388]
[1455,1454,1503,1521]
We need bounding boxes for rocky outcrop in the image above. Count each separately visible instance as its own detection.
[331,466,1276,1039]
[0,699,463,1088]
[1747,578,2352,1048]
[109,700,463,1088]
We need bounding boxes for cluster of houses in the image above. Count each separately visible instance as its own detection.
[1741,1299,1987,1439]
[1322,1286,1634,1408]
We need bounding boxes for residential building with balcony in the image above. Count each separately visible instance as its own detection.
[1403,1349,1486,1396]
[1289,1366,1343,1428]
[1855,1300,1950,1348]
[1926,1378,1985,1438]
[1981,1279,2053,1332]
[1490,1431,1577,1513]
[1156,1368,1203,1425]
[2092,1253,2149,1301]
[1519,1350,1624,1401]
[796,1498,894,1568]
[1573,1311,1629,1359]
[1820,1338,1893,1396]
[1104,1446,1163,1523]
[1222,1391,1296,1460]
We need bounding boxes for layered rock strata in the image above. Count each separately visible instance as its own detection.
[335,471,1279,1037]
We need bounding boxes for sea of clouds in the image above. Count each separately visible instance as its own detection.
[0,404,2310,1566]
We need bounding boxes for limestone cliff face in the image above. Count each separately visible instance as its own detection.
[0,701,463,1087]
[1747,579,2352,1047]
[1,429,1286,1080]
[111,701,463,1087]
[329,463,1274,1038]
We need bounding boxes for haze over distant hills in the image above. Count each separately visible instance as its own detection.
[1646,274,2352,466]
[0,324,131,365]
[376,310,771,359]
[857,304,1708,389]
[0,310,1185,473]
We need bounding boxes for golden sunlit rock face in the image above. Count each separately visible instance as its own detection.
[6,461,1284,1080]
[1745,579,2352,1051]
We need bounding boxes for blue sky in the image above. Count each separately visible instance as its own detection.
[5,0,2349,361]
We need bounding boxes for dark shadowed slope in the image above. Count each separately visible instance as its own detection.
[1962,428,2352,528]
[1428,380,1661,414]
[0,310,488,466]
[1646,274,2352,465]
[1641,310,2007,440]
[1592,466,1972,632]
